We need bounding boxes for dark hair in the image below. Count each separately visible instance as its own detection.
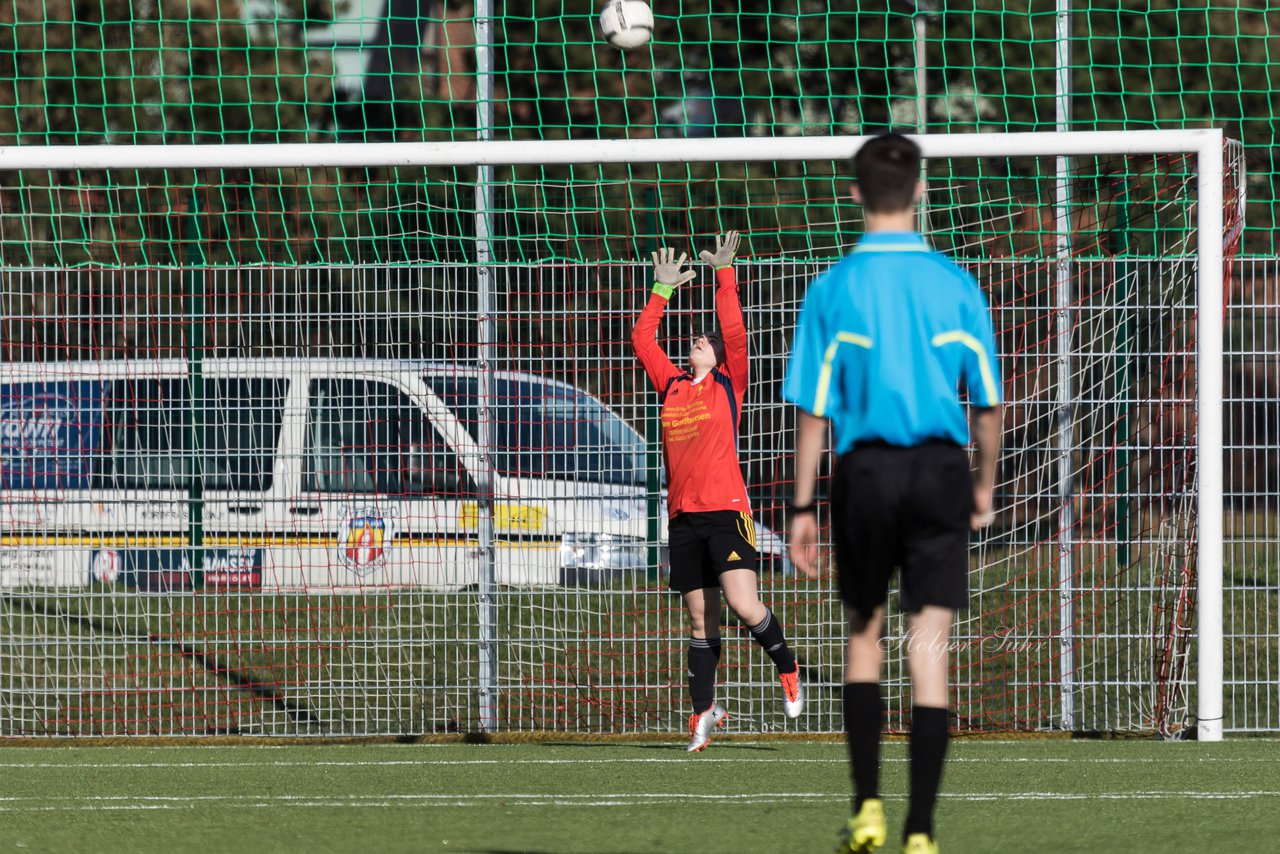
[699,330,726,367]
[852,133,921,214]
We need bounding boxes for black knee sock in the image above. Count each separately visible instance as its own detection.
[842,682,883,811]
[687,636,722,713]
[748,609,797,674]
[904,705,949,838]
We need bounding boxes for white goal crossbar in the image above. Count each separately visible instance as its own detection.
[0,128,1232,740]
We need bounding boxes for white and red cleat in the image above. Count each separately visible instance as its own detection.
[685,703,729,752]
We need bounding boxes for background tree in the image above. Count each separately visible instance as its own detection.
[0,0,1272,365]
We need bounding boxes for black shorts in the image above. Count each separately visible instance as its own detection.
[667,510,759,593]
[831,441,973,619]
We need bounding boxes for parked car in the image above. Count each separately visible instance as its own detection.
[0,359,787,592]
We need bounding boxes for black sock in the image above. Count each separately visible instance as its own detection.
[904,705,949,838]
[687,636,722,713]
[843,682,882,811]
[748,609,797,674]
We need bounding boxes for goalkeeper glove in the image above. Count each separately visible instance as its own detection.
[650,247,696,300]
[698,230,741,270]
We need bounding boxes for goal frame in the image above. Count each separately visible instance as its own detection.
[0,128,1233,741]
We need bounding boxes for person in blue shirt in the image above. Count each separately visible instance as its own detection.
[783,133,1003,854]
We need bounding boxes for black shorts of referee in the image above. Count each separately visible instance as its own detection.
[831,440,973,620]
[667,510,759,593]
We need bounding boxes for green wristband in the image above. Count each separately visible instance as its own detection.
[651,282,675,300]
[715,265,733,271]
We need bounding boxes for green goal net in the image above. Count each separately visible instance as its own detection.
[0,1,1272,738]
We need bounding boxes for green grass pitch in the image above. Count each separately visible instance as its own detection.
[1,739,1278,853]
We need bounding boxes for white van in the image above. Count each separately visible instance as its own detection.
[0,359,786,592]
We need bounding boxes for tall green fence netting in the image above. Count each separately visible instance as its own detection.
[0,1,1273,737]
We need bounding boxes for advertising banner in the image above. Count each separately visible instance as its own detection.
[0,381,104,490]
[90,547,265,591]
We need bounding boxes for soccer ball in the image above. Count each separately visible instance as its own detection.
[599,1,653,51]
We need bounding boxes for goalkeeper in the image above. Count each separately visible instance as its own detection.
[783,133,1003,854]
[630,231,803,753]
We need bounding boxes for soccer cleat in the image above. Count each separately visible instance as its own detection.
[685,703,729,752]
[902,833,939,854]
[780,668,804,719]
[835,798,887,853]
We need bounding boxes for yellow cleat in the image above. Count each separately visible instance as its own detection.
[902,833,939,854]
[835,798,887,853]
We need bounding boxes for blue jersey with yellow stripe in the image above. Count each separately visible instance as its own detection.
[782,231,1001,453]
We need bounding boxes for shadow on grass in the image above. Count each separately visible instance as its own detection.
[632,742,778,752]
[467,850,653,854]
[530,741,778,752]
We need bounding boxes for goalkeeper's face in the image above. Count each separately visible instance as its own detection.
[689,333,723,372]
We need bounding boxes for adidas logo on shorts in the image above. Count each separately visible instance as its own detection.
[727,550,741,562]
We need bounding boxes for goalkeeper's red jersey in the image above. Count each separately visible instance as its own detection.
[630,266,751,518]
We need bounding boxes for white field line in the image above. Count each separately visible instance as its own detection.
[0,791,1278,813]
[0,755,1272,770]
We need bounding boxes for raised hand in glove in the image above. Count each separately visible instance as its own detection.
[650,247,697,300]
[698,230,741,270]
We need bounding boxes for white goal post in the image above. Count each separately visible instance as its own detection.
[0,129,1237,740]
